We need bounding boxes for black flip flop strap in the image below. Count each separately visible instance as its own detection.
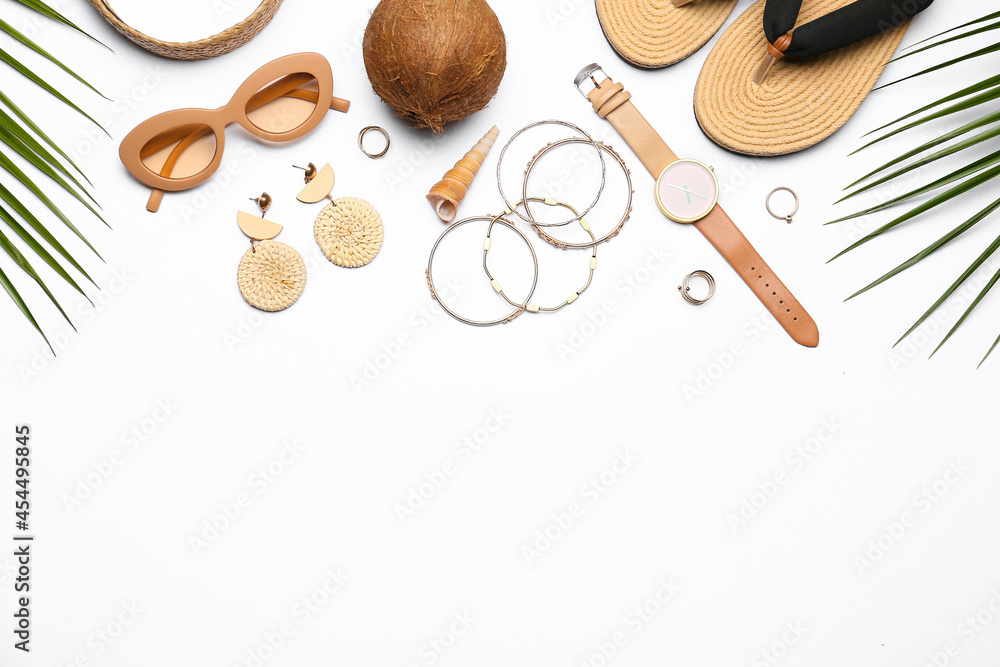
[763,0,934,59]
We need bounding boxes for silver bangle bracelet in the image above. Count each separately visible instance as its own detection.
[484,199,598,313]
[427,215,539,327]
[496,119,606,228]
[526,139,633,249]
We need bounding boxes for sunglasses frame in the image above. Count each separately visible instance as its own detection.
[119,52,349,211]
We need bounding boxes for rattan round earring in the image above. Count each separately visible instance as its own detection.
[237,193,307,312]
[294,162,384,268]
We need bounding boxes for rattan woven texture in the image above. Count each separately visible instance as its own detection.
[87,0,283,61]
[694,0,911,156]
[595,0,739,69]
[314,198,384,268]
[237,240,306,312]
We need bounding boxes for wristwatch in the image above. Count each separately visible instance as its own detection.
[574,64,819,348]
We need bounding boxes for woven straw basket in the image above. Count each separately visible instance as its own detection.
[87,0,283,61]
[596,0,739,69]
[694,0,911,155]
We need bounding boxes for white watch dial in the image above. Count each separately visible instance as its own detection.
[654,159,719,223]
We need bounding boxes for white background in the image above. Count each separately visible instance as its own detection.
[3,0,1000,666]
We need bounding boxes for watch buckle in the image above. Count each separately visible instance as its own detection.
[574,63,608,99]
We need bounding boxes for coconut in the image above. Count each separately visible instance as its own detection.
[363,0,507,134]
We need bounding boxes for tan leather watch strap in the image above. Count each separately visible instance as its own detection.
[698,205,819,346]
[583,72,819,347]
[587,79,676,178]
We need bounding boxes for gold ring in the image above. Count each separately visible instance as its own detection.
[766,187,799,223]
[358,126,390,159]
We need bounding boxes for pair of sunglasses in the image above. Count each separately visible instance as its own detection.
[120,53,350,212]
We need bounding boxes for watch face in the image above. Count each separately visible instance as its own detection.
[654,159,720,223]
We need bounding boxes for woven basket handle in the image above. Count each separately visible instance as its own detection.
[87,0,284,61]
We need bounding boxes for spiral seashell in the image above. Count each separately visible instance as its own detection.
[426,126,499,223]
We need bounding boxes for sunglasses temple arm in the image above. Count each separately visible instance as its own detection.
[245,73,350,114]
[330,96,350,114]
[147,189,164,213]
[145,127,213,213]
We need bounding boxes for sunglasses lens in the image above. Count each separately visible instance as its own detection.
[245,73,320,135]
[140,124,218,181]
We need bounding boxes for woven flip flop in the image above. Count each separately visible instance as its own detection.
[694,0,927,156]
[596,0,740,69]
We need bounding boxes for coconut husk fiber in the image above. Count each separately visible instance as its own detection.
[363,0,507,134]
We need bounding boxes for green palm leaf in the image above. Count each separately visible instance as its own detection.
[842,124,1000,199]
[0,45,107,133]
[863,73,1000,137]
[894,231,1000,347]
[0,150,108,235]
[0,204,92,304]
[852,85,1000,153]
[890,20,1000,63]
[0,262,52,354]
[0,18,107,99]
[0,181,100,279]
[11,0,110,50]
[0,90,89,182]
[845,196,1000,301]
[0,117,99,205]
[831,148,1000,217]
[980,335,1000,368]
[902,9,1000,50]
[836,9,1000,364]
[830,164,1000,261]
[0,1,106,350]
[846,110,1000,187]
[0,109,95,202]
[0,226,73,329]
[931,264,1000,358]
[876,41,1000,90]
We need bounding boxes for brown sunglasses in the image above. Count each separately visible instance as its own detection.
[119,52,350,213]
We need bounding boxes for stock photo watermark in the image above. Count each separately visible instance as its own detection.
[57,601,144,667]
[337,20,370,64]
[16,267,135,384]
[179,143,259,223]
[18,0,70,37]
[394,408,510,525]
[555,247,670,361]
[405,610,476,667]
[521,449,636,565]
[682,310,775,404]
[726,417,844,533]
[917,587,1000,667]
[385,137,442,192]
[577,578,681,667]
[853,459,969,575]
[350,277,464,394]
[61,398,179,513]
[531,128,619,201]
[751,621,808,667]
[215,0,255,19]
[68,67,171,166]
[837,171,919,245]
[887,257,1000,371]
[234,567,349,667]
[0,555,15,588]
[189,439,305,556]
